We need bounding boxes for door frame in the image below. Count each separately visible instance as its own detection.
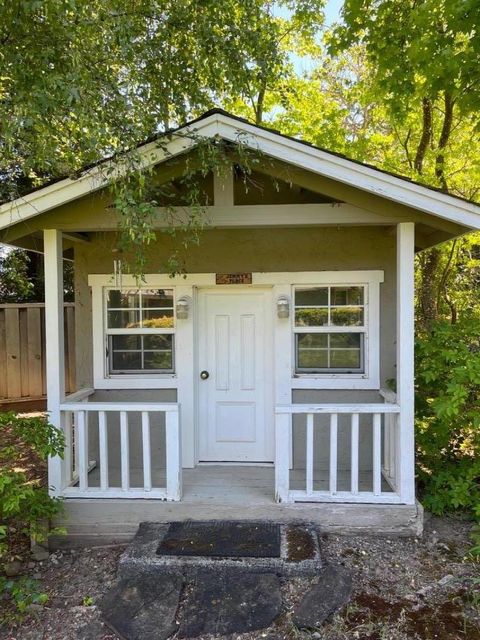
[194,285,275,465]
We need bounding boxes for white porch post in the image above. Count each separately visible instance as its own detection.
[44,229,66,496]
[396,222,416,504]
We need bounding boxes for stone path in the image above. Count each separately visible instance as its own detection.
[99,521,353,639]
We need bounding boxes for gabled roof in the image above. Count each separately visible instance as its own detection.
[1,108,480,233]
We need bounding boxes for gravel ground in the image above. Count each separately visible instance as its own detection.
[1,515,479,640]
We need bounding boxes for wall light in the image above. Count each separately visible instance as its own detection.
[276,295,290,319]
[176,296,191,320]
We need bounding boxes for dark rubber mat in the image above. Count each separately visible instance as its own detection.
[156,521,281,558]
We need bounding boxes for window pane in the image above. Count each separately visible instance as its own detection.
[297,333,328,348]
[111,351,142,370]
[330,349,361,369]
[110,335,141,350]
[144,350,173,370]
[142,309,174,328]
[331,286,364,306]
[143,334,172,350]
[107,309,141,329]
[297,333,328,369]
[142,289,174,309]
[330,333,361,348]
[297,349,328,369]
[107,290,139,309]
[295,287,328,306]
[330,306,364,326]
[295,308,329,327]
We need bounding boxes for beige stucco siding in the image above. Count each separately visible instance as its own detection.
[74,225,395,471]
[74,225,396,389]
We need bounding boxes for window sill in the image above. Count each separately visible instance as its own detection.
[291,375,379,390]
[93,377,178,390]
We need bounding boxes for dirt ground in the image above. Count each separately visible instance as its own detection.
[1,514,479,640]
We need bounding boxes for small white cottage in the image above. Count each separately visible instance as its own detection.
[2,110,480,543]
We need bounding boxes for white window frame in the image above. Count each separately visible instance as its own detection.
[293,284,367,375]
[104,287,176,376]
[291,275,381,389]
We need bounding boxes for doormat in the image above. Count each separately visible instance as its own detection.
[157,521,281,558]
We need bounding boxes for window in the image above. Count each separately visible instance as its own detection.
[105,289,175,374]
[294,285,366,374]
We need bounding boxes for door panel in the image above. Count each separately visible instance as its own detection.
[198,289,273,462]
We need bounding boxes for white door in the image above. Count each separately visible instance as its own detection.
[198,289,273,462]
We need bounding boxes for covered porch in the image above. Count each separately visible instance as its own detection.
[56,388,403,506]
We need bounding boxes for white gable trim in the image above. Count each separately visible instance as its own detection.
[1,111,480,232]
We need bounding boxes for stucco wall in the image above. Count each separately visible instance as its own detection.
[74,225,396,473]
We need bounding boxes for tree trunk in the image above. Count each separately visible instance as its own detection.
[417,248,441,331]
[435,92,454,191]
[414,97,433,174]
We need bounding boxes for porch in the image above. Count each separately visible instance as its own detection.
[56,387,402,505]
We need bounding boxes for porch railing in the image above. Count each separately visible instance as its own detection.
[275,402,401,504]
[58,389,181,500]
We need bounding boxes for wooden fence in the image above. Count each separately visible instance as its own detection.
[0,303,75,402]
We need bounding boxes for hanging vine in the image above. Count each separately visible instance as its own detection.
[106,132,263,281]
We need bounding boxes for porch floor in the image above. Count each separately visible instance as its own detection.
[85,464,392,504]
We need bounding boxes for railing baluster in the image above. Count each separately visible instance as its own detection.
[142,412,152,491]
[77,410,88,491]
[98,411,109,490]
[63,410,73,485]
[350,413,359,494]
[373,413,382,495]
[120,411,130,491]
[166,409,181,500]
[389,413,396,483]
[306,413,314,495]
[275,412,290,502]
[329,413,338,494]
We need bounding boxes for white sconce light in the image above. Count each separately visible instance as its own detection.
[276,295,290,319]
[176,296,191,320]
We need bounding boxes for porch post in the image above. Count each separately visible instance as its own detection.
[396,222,415,504]
[44,229,66,496]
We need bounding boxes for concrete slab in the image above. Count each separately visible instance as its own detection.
[51,499,424,548]
[119,521,322,578]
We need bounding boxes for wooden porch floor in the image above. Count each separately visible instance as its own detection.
[86,464,393,504]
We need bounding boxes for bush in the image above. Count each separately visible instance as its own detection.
[0,412,64,624]
[0,411,65,560]
[415,316,480,519]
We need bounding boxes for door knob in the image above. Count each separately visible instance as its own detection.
[200,370,210,380]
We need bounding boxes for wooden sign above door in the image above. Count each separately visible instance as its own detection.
[216,273,252,285]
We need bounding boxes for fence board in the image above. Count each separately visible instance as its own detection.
[0,312,6,399]
[5,308,21,399]
[27,308,43,397]
[0,303,75,401]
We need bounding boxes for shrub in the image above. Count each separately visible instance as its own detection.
[415,316,480,519]
[0,411,65,560]
[0,412,64,624]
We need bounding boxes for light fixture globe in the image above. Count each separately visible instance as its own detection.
[276,295,290,319]
[176,296,191,320]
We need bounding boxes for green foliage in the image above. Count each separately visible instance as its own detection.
[111,135,264,277]
[0,576,48,626]
[0,412,65,562]
[0,248,74,303]
[331,0,480,119]
[415,317,480,518]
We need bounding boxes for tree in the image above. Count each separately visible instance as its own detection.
[0,1,325,199]
[1,1,325,276]
[0,248,74,303]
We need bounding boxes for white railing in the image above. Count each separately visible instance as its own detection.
[59,390,181,501]
[275,403,401,504]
